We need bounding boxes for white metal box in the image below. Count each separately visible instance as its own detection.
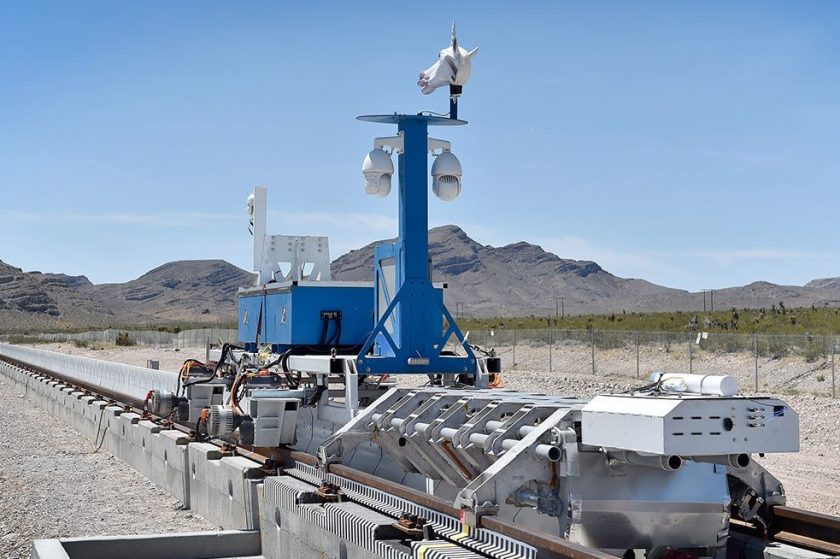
[581,394,799,456]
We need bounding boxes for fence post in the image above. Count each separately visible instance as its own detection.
[548,330,553,373]
[590,329,595,375]
[688,334,693,374]
[512,330,517,369]
[635,331,640,379]
[832,336,836,399]
[753,332,758,392]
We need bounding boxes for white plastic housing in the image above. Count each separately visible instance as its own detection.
[362,148,394,197]
[431,151,462,201]
[650,372,738,397]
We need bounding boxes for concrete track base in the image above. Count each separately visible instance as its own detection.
[30,530,262,559]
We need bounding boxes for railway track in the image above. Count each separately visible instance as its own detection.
[2,352,838,558]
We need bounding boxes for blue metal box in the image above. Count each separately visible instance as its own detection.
[238,281,374,352]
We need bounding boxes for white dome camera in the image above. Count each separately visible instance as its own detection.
[362,148,394,197]
[431,150,462,201]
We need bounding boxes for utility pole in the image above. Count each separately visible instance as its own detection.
[554,297,565,318]
[702,289,715,313]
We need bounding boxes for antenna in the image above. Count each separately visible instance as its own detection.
[449,21,462,119]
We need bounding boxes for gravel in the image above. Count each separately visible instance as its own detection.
[0,376,214,559]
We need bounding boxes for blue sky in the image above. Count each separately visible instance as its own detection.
[2,1,839,291]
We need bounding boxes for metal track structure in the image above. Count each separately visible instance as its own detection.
[1,344,838,559]
[0,345,608,559]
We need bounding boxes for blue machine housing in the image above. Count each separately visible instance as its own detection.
[238,281,374,352]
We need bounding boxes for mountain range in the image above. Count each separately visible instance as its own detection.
[2,225,839,330]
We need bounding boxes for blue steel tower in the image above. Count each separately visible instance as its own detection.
[352,25,480,378]
[355,114,476,377]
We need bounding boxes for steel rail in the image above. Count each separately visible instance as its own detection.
[730,506,840,555]
[773,506,840,553]
[3,353,839,558]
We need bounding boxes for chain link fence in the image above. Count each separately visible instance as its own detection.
[25,328,239,348]
[8,327,837,397]
[469,329,837,398]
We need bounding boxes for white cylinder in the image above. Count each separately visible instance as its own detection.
[649,372,738,397]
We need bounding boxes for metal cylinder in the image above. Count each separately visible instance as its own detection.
[690,453,750,469]
[148,389,176,416]
[534,444,563,462]
[440,427,458,440]
[207,404,239,437]
[607,450,682,471]
[435,425,560,461]
[512,487,540,508]
[485,420,535,437]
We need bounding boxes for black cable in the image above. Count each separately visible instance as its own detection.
[183,343,238,389]
[183,374,217,389]
[176,359,212,396]
[619,381,659,394]
[92,406,106,449]
[264,349,290,370]
[93,426,109,452]
[319,316,329,346]
[419,110,451,118]
[284,372,300,390]
[254,302,263,347]
[304,385,328,407]
[326,316,342,346]
[470,344,492,357]
[194,416,207,442]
